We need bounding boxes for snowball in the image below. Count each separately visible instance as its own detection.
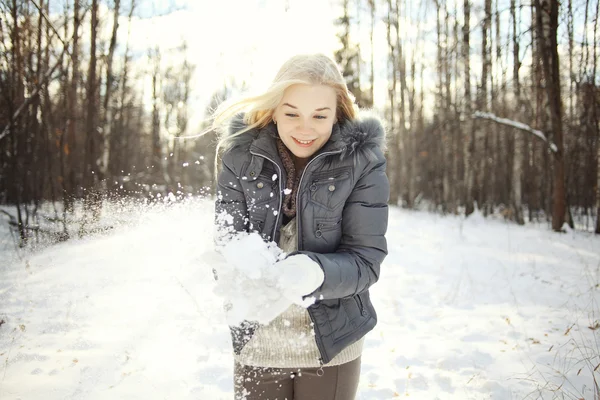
[211,232,293,325]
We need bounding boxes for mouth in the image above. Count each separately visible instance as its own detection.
[292,137,316,147]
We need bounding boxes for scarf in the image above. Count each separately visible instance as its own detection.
[276,139,305,219]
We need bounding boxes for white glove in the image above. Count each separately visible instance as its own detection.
[223,279,292,326]
[203,248,293,325]
[275,254,324,307]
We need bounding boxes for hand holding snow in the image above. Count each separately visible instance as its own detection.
[208,233,323,326]
[275,254,324,306]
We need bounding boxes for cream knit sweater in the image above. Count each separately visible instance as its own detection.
[234,218,364,368]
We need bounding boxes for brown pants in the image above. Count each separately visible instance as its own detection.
[234,357,361,400]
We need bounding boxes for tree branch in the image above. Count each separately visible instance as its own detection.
[472,111,558,153]
[30,0,71,54]
[0,209,16,224]
[0,45,68,141]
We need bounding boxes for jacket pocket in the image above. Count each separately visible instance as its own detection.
[246,176,278,207]
[314,217,342,236]
[243,174,279,229]
[308,167,353,211]
[334,295,370,343]
[312,217,343,249]
[355,293,368,317]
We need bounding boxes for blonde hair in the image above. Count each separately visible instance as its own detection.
[212,53,357,157]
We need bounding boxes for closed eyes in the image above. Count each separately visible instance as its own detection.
[284,113,327,120]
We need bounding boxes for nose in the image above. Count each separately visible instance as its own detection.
[297,117,313,135]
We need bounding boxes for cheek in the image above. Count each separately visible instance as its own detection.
[278,125,295,138]
[317,124,334,139]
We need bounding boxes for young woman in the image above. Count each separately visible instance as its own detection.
[212,53,389,400]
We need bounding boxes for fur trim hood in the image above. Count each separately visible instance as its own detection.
[222,111,387,159]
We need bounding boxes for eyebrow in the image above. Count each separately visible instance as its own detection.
[282,103,332,112]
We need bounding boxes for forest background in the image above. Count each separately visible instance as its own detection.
[0,0,599,247]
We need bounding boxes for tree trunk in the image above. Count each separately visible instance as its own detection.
[9,0,27,244]
[394,0,407,206]
[596,111,600,233]
[82,0,100,229]
[534,0,566,232]
[151,47,162,183]
[463,0,474,215]
[444,2,455,213]
[511,0,525,224]
[109,0,135,181]
[474,0,491,213]
[368,0,375,107]
[567,0,574,120]
[452,8,460,213]
[66,0,80,213]
[385,0,398,205]
[101,0,120,182]
[434,0,446,210]
[594,0,600,234]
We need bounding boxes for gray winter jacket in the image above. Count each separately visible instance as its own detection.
[215,114,389,365]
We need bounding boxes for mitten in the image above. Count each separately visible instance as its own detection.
[275,254,324,307]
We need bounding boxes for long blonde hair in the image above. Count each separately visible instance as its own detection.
[212,53,357,157]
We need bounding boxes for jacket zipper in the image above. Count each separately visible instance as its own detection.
[295,148,345,248]
[356,293,366,315]
[249,151,283,240]
[311,170,350,185]
[249,146,345,365]
[317,219,341,232]
[296,147,344,365]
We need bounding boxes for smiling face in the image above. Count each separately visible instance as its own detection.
[272,84,338,164]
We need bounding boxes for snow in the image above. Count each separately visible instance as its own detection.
[209,232,320,326]
[473,111,559,153]
[1,199,599,399]
[209,233,293,325]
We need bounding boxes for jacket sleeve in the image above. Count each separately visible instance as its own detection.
[214,150,261,347]
[296,147,389,300]
[214,150,249,244]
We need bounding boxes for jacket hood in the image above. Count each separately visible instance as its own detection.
[222,111,387,159]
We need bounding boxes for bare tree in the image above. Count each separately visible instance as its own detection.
[533,0,567,231]
[100,0,121,180]
[511,0,525,224]
[385,0,398,205]
[594,0,600,234]
[81,0,101,231]
[463,0,474,215]
[150,46,163,183]
[335,0,364,106]
[367,0,375,107]
[65,0,81,214]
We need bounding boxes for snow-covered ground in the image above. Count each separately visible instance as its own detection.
[1,199,599,399]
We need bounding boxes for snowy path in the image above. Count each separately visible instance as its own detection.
[1,200,599,399]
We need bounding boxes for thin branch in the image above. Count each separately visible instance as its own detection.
[0,209,16,224]
[30,0,71,55]
[472,111,558,153]
[0,45,68,141]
